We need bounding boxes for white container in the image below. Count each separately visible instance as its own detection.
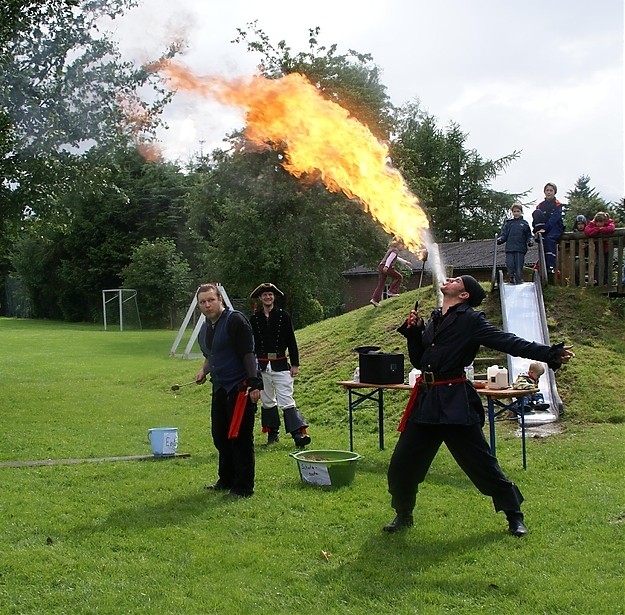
[487,365,509,389]
[464,364,474,382]
[353,367,360,383]
[148,427,178,456]
[408,368,422,387]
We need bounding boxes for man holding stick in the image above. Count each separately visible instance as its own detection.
[385,275,574,536]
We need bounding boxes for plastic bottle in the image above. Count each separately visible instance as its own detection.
[408,368,421,387]
[353,367,360,383]
[464,364,474,382]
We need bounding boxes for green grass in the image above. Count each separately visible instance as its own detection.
[1,287,624,615]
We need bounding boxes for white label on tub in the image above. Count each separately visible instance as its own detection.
[299,463,331,486]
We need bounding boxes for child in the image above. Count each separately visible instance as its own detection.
[513,362,549,413]
[532,183,564,274]
[497,203,533,284]
[584,211,615,285]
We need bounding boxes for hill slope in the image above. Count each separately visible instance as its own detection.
[295,284,625,426]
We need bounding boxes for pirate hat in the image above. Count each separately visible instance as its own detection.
[250,282,284,299]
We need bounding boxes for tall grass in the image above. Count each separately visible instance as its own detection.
[1,288,624,615]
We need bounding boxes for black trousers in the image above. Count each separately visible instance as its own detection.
[211,386,256,495]
[387,422,523,515]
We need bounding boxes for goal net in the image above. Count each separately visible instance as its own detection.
[102,289,142,331]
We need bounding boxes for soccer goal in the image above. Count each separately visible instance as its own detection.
[170,284,233,359]
[102,289,142,331]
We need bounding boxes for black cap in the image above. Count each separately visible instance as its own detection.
[460,275,486,307]
[250,283,284,299]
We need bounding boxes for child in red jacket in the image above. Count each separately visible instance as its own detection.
[584,212,615,285]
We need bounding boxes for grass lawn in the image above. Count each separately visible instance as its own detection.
[1,289,624,614]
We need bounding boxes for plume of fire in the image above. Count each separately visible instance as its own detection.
[156,60,430,253]
[117,94,164,162]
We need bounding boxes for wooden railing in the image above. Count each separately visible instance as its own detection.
[555,228,625,293]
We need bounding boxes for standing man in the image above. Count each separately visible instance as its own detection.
[195,284,263,498]
[384,275,574,536]
[249,283,311,448]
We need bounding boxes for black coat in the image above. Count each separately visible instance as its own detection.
[397,303,563,426]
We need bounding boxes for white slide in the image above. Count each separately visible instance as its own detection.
[498,271,562,425]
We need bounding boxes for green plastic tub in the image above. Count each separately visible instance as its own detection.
[290,449,363,487]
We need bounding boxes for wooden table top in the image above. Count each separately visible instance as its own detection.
[337,380,413,390]
[338,380,538,398]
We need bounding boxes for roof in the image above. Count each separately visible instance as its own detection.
[343,239,539,276]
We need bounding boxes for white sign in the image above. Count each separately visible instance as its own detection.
[299,462,331,486]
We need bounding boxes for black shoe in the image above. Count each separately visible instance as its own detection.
[224,490,253,499]
[204,481,230,491]
[507,516,528,537]
[293,433,311,449]
[266,432,279,445]
[383,514,414,533]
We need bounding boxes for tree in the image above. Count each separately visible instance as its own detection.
[390,101,522,242]
[233,22,393,140]
[180,24,396,322]
[121,238,192,328]
[184,149,387,326]
[564,175,612,229]
[0,0,175,311]
[10,147,194,322]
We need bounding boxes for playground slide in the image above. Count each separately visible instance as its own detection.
[498,271,563,424]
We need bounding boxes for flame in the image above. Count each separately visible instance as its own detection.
[157,60,430,252]
[117,94,163,162]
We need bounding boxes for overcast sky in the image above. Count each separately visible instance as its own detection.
[111,0,624,209]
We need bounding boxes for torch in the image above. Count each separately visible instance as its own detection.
[417,248,429,289]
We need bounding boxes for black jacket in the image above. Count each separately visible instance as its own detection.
[397,303,563,425]
[250,307,299,372]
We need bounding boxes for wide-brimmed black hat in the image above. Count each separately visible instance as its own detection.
[250,282,284,299]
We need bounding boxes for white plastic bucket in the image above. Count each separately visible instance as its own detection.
[148,427,178,456]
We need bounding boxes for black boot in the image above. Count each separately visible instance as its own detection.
[261,406,280,445]
[506,512,528,537]
[383,513,414,533]
[291,430,311,449]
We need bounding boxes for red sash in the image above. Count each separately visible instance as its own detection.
[397,375,468,432]
[228,389,249,439]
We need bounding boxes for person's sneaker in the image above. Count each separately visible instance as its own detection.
[533,403,550,412]
[387,293,400,297]
[293,432,311,449]
[383,514,414,533]
[266,432,279,445]
[370,299,379,307]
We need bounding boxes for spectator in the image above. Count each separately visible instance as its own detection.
[532,182,564,274]
[584,212,615,285]
[370,238,412,307]
[513,362,550,413]
[497,203,533,284]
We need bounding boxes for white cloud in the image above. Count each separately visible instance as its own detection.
[108,0,624,203]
